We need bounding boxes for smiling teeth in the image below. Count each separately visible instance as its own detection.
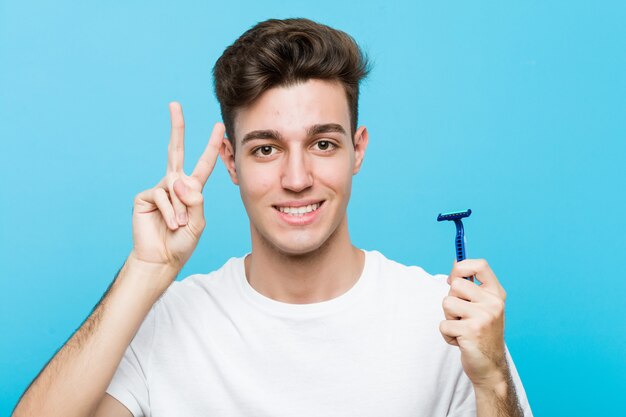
[278,203,321,216]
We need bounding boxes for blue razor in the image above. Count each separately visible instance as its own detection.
[437,209,473,280]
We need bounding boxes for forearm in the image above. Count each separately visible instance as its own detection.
[12,254,178,417]
[474,367,524,417]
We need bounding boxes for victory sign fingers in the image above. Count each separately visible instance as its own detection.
[136,102,225,233]
[131,102,225,268]
[161,104,225,228]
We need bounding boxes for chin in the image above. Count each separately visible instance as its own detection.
[250,208,346,258]
[268,237,326,257]
[256,228,335,258]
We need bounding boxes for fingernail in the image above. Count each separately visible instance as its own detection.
[170,217,178,229]
[178,212,188,225]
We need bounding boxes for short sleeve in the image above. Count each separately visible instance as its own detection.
[446,364,476,417]
[106,305,157,417]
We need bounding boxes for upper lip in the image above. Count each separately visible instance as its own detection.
[273,199,325,208]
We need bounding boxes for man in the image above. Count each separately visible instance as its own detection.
[13,18,532,417]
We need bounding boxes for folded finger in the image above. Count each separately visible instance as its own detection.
[133,189,157,214]
[442,295,475,320]
[168,179,188,226]
[153,188,179,230]
[449,277,485,302]
[439,320,462,346]
[173,179,206,234]
[452,259,505,297]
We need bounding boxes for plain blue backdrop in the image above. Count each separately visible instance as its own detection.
[1,1,625,415]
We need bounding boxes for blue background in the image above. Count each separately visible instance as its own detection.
[1,1,625,415]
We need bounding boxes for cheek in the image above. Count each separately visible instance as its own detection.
[239,164,276,201]
[317,158,353,190]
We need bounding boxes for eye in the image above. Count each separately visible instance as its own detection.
[313,140,336,152]
[253,145,277,158]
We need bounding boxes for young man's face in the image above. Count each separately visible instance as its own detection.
[220,79,368,256]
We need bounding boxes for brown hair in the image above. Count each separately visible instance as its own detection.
[213,18,370,149]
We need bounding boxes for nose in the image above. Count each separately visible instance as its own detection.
[280,149,313,192]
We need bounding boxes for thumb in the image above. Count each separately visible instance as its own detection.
[173,178,205,225]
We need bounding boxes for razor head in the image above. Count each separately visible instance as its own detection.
[437,209,472,222]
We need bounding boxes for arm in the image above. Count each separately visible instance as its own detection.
[12,255,177,417]
[473,367,524,417]
[12,103,225,417]
[439,260,525,417]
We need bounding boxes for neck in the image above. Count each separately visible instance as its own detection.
[244,218,365,304]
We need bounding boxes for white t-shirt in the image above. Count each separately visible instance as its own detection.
[107,250,532,416]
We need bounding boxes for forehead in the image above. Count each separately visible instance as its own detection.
[234,79,351,144]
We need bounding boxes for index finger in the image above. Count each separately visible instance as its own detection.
[451,259,505,299]
[191,122,226,186]
[167,102,185,173]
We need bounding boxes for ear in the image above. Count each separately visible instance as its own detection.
[352,126,369,175]
[219,137,239,185]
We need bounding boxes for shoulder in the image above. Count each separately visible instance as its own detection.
[154,255,245,316]
[366,250,450,299]
[364,250,453,344]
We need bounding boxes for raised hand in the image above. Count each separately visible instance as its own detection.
[131,102,225,270]
[439,259,509,388]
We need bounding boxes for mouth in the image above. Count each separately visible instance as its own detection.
[272,201,325,217]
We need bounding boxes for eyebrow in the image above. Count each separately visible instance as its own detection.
[307,123,347,137]
[240,123,348,147]
[241,129,284,146]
